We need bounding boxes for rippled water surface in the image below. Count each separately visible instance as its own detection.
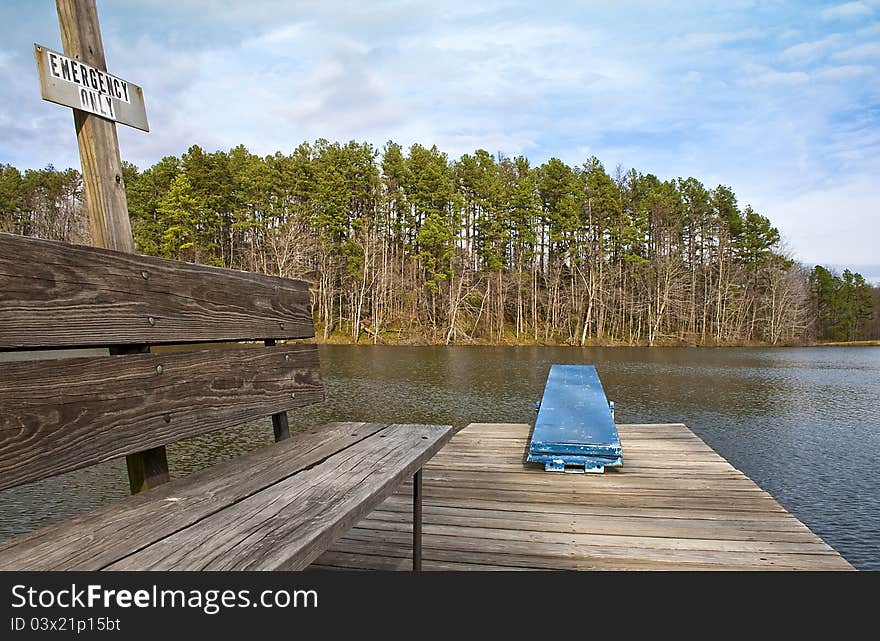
[2,345,878,569]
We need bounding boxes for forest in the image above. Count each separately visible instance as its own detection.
[1,141,876,345]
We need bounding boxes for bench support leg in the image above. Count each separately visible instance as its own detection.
[413,468,422,571]
[126,446,170,494]
[112,344,171,494]
[264,340,291,441]
[271,412,290,442]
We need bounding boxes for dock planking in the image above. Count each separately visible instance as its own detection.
[312,423,854,571]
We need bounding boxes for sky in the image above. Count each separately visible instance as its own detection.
[1,1,878,280]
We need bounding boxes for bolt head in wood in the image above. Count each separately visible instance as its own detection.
[148,317,155,326]
[156,365,163,374]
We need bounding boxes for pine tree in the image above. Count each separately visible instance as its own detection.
[157,173,202,262]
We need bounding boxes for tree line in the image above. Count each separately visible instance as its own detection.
[1,142,875,345]
[810,266,875,342]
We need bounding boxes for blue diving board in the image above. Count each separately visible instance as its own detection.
[527,365,623,474]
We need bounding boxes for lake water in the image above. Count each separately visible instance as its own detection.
[2,345,878,570]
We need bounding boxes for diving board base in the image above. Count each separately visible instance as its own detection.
[526,452,623,474]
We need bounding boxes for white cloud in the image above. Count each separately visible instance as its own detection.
[241,22,309,49]
[820,2,874,21]
[819,2,874,21]
[670,29,763,51]
[759,174,879,265]
[433,131,539,158]
[831,41,880,61]
[740,64,811,87]
[812,64,875,81]
[781,36,841,62]
[425,22,579,53]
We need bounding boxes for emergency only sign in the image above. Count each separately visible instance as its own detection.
[34,43,149,132]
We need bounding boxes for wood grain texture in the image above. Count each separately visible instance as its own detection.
[105,423,453,570]
[0,422,388,570]
[314,423,855,571]
[311,552,533,571]
[337,528,849,570]
[0,234,315,349]
[0,343,323,490]
[55,0,133,252]
[109,344,171,494]
[369,499,819,541]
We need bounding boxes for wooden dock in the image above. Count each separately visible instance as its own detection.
[313,423,854,571]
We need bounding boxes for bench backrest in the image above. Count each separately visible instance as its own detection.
[0,233,324,491]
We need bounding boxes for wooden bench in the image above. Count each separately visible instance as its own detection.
[0,233,452,570]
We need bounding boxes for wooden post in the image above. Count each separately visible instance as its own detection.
[56,0,133,252]
[56,0,169,492]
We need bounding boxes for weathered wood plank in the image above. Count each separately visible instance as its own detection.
[411,478,773,500]
[0,343,323,490]
[451,437,716,453]
[431,455,737,470]
[354,517,836,555]
[370,500,818,540]
[412,471,772,494]
[0,422,388,570]
[0,233,315,349]
[421,458,749,478]
[105,424,453,570]
[423,461,744,475]
[323,535,821,571]
[312,551,533,571]
[439,449,734,464]
[409,485,788,512]
[342,527,850,570]
[389,494,805,524]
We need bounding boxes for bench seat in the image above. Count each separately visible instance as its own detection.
[0,422,452,570]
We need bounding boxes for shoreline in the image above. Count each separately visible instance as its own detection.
[312,332,880,348]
